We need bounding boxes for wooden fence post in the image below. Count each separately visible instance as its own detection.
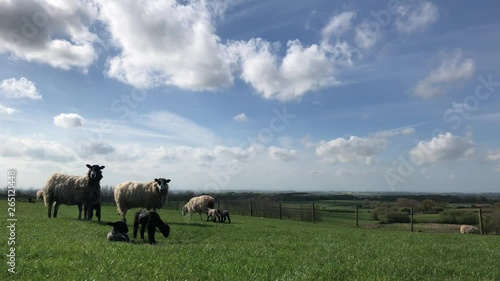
[479,208,484,235]
[217,201,220,210]
[176,201,178,210]
[410,206,414,232]
[279,202,282,220]
[355,205,359,227]
[312,203,316,223]
[250,201,253,217]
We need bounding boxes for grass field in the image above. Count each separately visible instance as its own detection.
[2,200,500,281]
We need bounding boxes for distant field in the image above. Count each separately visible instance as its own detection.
[1,200,500,280]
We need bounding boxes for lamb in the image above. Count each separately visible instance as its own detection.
[43,164,104,219]
[36,189,45,202]
[83,202,101,222]
[106,221,130,242]
[133,210,170,244]
[181,195,215,220]
[114,178,171,222]
[218,209,231,223]
[206,208,220,222]
[460,225,480,234]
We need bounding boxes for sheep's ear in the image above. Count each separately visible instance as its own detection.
[86,164,91,169]
[100,166,105,169]
[166,179,171,183]
[154,178,159,182]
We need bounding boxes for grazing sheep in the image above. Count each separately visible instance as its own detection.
[181,195,215,220]
[133,210,170,244]
[460,225,480,234]
[107,221,130,242]
[219,209,231,223]
[206,208,220,222]
[114,178,171,222]
[43,164,105,219]
[36,189,45,202]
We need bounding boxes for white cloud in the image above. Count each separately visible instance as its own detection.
[396,2,439,33]
[0,104,17,115]
[0,136,76,163]
[268,146,297,162]
[229,38,342,102]
[486,149,500,161]
[233,113,248,122]
[0,0,98,71]
[409,132,475,165]
[53,113,85,128]
[316,136,387,164]
[373,127,415,138]
[354,21,381,49]
[99,0,232,90]
[322,11,356,39]
[414,49,474,98]
[0,77,41,99]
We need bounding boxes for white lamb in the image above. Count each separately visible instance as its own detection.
[181,195,215,220]
[114,178,170,222]
[460,225,480,234]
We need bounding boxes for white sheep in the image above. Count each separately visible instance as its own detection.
[181,195,215,220]
[43,164,105,219]
[460,225,480,234]
[114,178,171,222]
[36,189,45,202]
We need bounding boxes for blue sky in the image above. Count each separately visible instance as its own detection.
[1,0,499,193]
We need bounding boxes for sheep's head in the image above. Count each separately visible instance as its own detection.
[86,164,105,180]
[159,224,170,238]
[107,221,128,234]
[181,205,188,216]
[154,178,170,193]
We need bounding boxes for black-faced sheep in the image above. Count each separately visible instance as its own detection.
[206,208,220,222]
[181,195,215,220]
[219,209,231,223]
[36,189,44,202]
[114,178,171,222]
[43,164,104,219]
[133,210,170,244]
[106,221,130,242]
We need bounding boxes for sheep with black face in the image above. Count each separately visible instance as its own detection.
[107,221,130,242]
[43,164,104,219]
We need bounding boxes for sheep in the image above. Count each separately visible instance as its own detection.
[107,221,130,242]
[114,178,171,222]
[133,210,170,244]
[83,202,101,222]
[36,189,45,202]
[206,208,220,222]
[460,225,480,234]
[181,195,215,220]
[218,209,231,223]
[43,164,104,219]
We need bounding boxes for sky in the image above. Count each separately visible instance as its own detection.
[0,0,499,193]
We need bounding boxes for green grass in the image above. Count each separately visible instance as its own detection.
[2,200,500,280]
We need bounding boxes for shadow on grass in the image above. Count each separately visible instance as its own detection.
[168,222,215,228]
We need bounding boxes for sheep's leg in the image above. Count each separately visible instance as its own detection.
[199,212,203,220]
[227,213,231,223]
[53,202,61,218]
[189,213,192,220]
[78,204,83,220]
[96,205,101,222]
[47,201,54,218]
[122,210,128,223]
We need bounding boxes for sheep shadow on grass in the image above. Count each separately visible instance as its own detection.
[168,222,215,228]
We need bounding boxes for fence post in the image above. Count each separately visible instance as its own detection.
[176,201,179,210]
[312,203,316,223]
[478,208,484,235]
[250,201,253,217]
[217,201,220,210]
[279,202,282,220]
[355,205,359,227]
[410,207,414,232]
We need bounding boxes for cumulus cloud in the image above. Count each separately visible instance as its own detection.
[0,104,17,115]
[0,77,41,99]
[414,49,474,98]
[0,0,98,71]
[268,146,297,162]
[53,113,85,128]
[316,136,387,164]
[409,132,475,165]
[322,11,356,39]
[396,2,439,34]
[233,113,248,122]
[98,0,232,90]
[486,149,500,161]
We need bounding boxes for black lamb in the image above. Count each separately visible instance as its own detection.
[133,210,170,244]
